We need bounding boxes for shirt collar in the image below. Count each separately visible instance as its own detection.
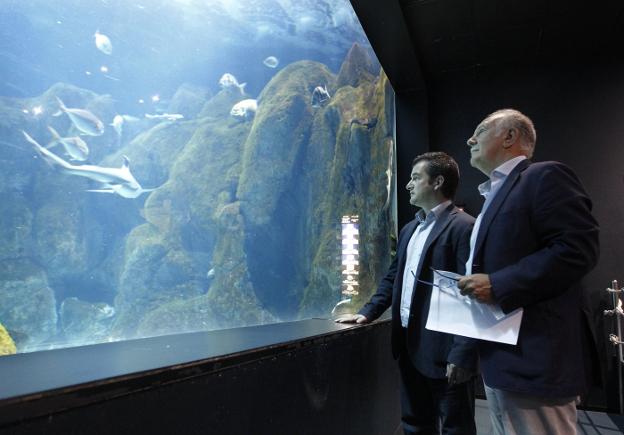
[478,156,527,196]
[415,199,451,223]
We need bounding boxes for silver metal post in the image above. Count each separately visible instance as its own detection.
[613,279,624,414]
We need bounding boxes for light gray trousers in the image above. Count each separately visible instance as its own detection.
[484,385,577,435]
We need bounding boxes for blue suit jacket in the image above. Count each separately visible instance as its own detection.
[359,203,477,378]
[472,159,600,397]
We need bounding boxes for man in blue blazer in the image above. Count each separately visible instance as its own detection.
[337,152,477,434]
[458,109,600,434]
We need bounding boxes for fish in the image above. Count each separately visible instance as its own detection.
[47,126,89,161]
[218,73,246,95]
[230,99,258,120]
[53,97,105,136]
[144,113,184,121]
[311,85,331,108]
[110,114,124,137]
[382,138,394,211]
[94,30,112,55]
[263,56,279,68]
[22,130,154,199]
[122,115,140,122]
[110,115,140,141]
[330,298,352,314]
[95,303,115,319]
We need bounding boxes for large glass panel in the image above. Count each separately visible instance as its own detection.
[0,0,396,353]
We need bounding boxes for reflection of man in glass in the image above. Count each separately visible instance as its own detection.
[457,109,599,434]
[336,152,477,434]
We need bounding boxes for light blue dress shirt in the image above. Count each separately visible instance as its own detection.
[400,199,452,327]
[465,156,527,276]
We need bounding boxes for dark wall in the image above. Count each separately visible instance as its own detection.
[396,90,429,228]
[426,59,624,409]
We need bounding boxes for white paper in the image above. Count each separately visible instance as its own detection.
[424,269,523,345]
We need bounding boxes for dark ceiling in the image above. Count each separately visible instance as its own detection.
[351,0,624,92]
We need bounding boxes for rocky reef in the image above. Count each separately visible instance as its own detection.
[0,43,396,351]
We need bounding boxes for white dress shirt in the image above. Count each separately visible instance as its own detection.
[400,199,452,327]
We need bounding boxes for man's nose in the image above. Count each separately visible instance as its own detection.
[467,136,476,146]
[406,181,412,190]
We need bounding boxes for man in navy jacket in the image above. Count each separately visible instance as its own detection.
[337,152,477,434]
[458,109,600,434]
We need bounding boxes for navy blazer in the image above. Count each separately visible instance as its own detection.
[359,203,477,378]
[472,159,600,397]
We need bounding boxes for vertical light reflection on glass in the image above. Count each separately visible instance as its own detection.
[341,215,359,296]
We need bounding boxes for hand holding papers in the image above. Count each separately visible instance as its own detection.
[424,269,523,345]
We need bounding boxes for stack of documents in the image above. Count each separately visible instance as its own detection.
[425,269,523,345]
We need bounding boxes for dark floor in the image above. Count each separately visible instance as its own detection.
[475,399,624,435]
[391,399,624,434]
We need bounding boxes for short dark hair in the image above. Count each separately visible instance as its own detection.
[411,152,460,199]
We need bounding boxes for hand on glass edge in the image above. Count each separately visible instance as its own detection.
[334,314,369,324]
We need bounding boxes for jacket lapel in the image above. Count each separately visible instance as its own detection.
[394,219,419,296]
[414,203,456,280]
[474,159,531,258]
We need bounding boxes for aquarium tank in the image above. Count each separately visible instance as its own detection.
[0,0,397,354]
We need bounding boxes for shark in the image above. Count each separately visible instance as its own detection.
[22,130,155,199]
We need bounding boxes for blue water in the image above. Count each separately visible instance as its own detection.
[0,0,394,354]
[0,0,372,112]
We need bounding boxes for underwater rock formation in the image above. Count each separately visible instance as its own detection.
[336,43,380,89]
[298,62,395,317]
[0,259,57,351]
[236,60,336,318]
[168,83,212,119]
[59,297,115,346]
[0,195,33,261]
[113,85,273,334]
[110,224,206,338]
[0,323,16,356]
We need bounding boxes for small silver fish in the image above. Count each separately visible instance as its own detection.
[311,85,331,108]
[230,99,257,120]
[47,126,89,161]
[219,73,246,95]
[110,115,124,137]
[54,97,105,136]
[263,56,279,68]
[94,30,112,55]
[144,113,184,121]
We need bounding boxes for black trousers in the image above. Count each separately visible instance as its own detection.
[398,354,476,435]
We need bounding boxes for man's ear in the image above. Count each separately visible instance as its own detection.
[434,175,445,190]
[502,127,519,149]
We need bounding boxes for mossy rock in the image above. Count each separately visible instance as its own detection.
[59,297,115,346]
[238,60,336,227]
[0,259,57,350]
[136,294,221,337]
[146,103,250,252]
[198,88,248,119]
[298,68,395,317]
[112,224,205,338]
[0,323,17,356]
[336,43,379,89]
[168,83,212,119]
[0,194,33,261]
[33,203,90,278]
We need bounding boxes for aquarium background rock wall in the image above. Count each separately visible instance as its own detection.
[0,0,396,353]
